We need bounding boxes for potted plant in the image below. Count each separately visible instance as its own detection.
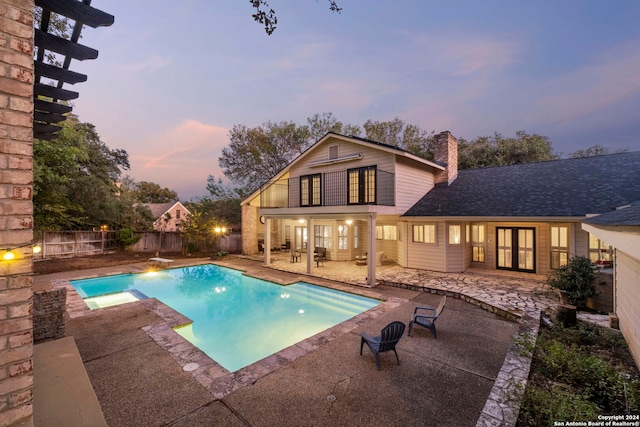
[547,256,598,309]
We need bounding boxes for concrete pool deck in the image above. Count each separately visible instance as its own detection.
[33,256,548,426]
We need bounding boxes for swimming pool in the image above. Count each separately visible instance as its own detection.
[70,264,379,372]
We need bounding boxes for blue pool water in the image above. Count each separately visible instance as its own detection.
[70,264,379,372]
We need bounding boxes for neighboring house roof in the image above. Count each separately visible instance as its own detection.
[142,202,190,219]
[404,151,640,218]
[583,201,640,226]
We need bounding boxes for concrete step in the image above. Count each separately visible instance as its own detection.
[33,336,107,427]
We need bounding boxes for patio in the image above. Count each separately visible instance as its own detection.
[249,252,560,319]
[32,255,554,426]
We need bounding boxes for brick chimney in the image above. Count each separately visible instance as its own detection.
[433,131,458,185]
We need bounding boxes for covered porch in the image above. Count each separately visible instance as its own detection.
[258,213,392,287]
[245,250,397,286]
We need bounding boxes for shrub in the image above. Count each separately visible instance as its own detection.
[517,323,640,426]
[115,228,141,249]
[547,256,597,309]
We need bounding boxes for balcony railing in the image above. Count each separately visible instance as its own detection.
[260,169,395,208]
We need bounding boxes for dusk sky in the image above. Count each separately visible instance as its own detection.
[71,1,640,201]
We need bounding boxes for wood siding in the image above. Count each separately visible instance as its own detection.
[405,220,590,275]
[616,251,640,367]
[406,222,446,272]
[289,137,396,178]
[395,156,436,213]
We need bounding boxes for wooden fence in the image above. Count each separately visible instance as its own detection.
[38,231,118,258]
[35,231,243,258]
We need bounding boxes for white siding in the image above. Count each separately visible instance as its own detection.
[406,221,446,271]
[395,156,436,214]
[289,137,396,177]
[617,251,640,367]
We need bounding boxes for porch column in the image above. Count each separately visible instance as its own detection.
[264,217,271,265]
[367,214,377,286]
[306,218,315,274]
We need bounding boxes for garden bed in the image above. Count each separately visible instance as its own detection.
[517,321,639,426]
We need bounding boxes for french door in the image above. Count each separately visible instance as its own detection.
[294,226,307,251]
[496,227,536,272]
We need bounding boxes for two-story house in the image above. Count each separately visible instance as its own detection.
[241,132,451,285]
[241,132,640,287]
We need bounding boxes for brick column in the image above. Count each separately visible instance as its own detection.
[241,204,258,255]
[0,0,35,425]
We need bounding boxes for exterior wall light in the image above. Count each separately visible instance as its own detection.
[1,243,42,261]
[346,219,353,225]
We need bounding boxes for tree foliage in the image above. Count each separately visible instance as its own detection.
[33,115,140,231]
[131,181,178,203]
[250,0,342,35]
[363,117,435,159]
[457,131,557,170]
[306,112,361,142]
[219,121,313,190]
[568,144,628,158]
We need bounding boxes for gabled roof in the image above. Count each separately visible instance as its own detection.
[142,202,189,219]
[404,151,640,218]
[242,132,444,205]
[583,201,640,226]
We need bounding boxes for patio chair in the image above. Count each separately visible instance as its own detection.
[314,247,326,267]
[360,321,406,370]
[408,295,446,339]
[291,248,301,263]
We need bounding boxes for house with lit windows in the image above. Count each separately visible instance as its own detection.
[240,131,640,287]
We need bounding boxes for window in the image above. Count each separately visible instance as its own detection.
[448,225,461,244]
[348,166,376,204]
[314,225,332,249]
[412,224,435,243]
[300,174,321,206]
[376,225,397,240]
[176,209,181,220]
[589,234,612,264]
[338,224,348,250]
[353,225,359,249]
[550,226,569,269]
[472,224,485,262]
[329,145,338,159]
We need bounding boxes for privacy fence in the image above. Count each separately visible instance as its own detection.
[35,231,242,258]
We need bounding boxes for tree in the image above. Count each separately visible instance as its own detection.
[250,0,342,35]
[363,117,435,159]
[219,121,312,191]
[568,144,628,158]
[306,112,361,142]
[458,131,557,170]
[33,115,136,231]
[185,176,247,229]
[133,181,178,203]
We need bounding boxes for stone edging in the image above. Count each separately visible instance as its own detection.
[378,279,525,322]
[476,313,540,426]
